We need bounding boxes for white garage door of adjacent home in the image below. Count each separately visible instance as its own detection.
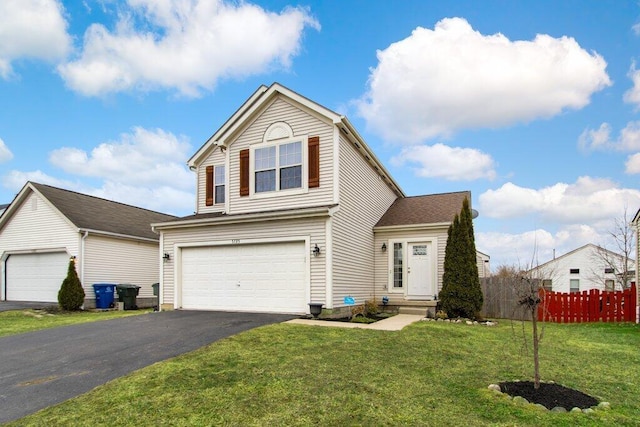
[6,252,70,302]
[181,241,307,313]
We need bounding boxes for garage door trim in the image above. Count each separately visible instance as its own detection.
[174,236,311,313]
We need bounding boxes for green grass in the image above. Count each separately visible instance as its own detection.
[8,320,640,426]
[0,308,149,337]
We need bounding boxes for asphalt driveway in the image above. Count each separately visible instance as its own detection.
[0,310,294,423]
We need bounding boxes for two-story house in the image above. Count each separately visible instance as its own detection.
[152,83,473,315]
[528,243,635,293]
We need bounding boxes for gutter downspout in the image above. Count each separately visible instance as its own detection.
[81,230,89,286]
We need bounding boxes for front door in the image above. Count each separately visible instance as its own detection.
[407,242,434,299]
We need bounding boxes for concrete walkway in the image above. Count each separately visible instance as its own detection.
[286,314,424,331]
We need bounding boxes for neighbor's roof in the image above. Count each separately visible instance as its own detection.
[375,191,471,227]
[4,182,177,241]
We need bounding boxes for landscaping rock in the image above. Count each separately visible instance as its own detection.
[598,402,611,410]
[513,396,529,405]
[570,407,582,413]
[583,408,595,414]
[533,404,547,411]
[488,384,501,392]
[551,406,567,413]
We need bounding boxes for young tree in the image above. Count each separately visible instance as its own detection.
[440,198,483,319]
[58,258,85,311]
[591,207,636,290]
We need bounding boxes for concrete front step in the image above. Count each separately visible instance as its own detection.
[398,307,427,316]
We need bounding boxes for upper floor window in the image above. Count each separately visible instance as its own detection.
[254,140,302,193]
[205,164,226,207]
[214,165,225,204]
[604,267,614,274]
[569,268,579,274]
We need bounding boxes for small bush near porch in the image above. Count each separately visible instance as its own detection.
[10,321,639,426]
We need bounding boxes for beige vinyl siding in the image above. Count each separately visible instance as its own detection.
[331,134,398,308]
[197,147,227,214]
[226,96,335,214]
[83,234,159,298]
[160,216,326,305]
[373,227,448,297]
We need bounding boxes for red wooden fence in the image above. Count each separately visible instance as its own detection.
[538,285,637,323]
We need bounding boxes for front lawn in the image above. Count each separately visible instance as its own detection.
[0,308,149,337]
[9,320,640,426]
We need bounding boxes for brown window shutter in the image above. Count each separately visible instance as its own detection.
[205,165,214,206]
[239,149,249,196]
[308,136,320,188]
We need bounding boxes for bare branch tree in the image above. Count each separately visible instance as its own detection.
[592,206,636,290]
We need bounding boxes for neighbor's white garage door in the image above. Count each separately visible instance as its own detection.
[181,241,307,313]
[6,252,69,302]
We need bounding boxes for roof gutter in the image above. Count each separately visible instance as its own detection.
[152,206,335,231]
[77,228,159,243]
[338,117,405,197]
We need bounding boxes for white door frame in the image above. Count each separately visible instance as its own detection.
[387,237,437,300]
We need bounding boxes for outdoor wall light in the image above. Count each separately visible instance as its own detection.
[163,253,171,261]
[381,243,387,252]
[313,244,320,257]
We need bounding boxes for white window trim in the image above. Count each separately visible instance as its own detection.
[249,135,309,199]
[387,239,405,294]
[214,164,225,205]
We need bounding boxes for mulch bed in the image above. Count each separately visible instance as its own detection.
[499,381,599,410]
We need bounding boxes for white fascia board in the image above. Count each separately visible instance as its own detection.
[77,228,159,244]
[152,206,334,231]
[373,222,451,232]
[338,117,405,197]
[188,85,269,168]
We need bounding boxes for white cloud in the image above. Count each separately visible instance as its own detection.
[624,62,640,109]
[625,153,640,174]
[49,127,193,189]
[479,177,640,224]
[391,143,496,181]
[58,0,320,97]
[580,121,640,152]
[5,126,195,215]
[0,0,71,78]
[477,225,602,269]
[0,138,13,163]
[357,17,611,143]
[3,170,75,191]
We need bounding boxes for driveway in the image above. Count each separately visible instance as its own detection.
[0,310,294,423]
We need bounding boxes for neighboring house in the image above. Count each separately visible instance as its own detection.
[476,250,491,278]
[0,204,9,216]
[152,83,478,315]
[0,182,176,307]
[529,243,635,293]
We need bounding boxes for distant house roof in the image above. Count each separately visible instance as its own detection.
[375,191,471,227]
[2,182,177,241]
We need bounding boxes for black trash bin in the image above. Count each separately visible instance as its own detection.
[93,283,116,309]
[152,283,159,311]
[116,284,141,310]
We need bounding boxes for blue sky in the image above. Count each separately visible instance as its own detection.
[1,0,639,269]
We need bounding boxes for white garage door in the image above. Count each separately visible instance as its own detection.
[6,252,70,302]
[181,241,307,313]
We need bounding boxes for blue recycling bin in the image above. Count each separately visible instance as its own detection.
[93,283,116,309]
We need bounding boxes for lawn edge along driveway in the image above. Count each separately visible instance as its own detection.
[0,310,294,424]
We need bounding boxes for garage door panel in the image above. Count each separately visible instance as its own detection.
[181,242,307,313]
[6,252,69,302]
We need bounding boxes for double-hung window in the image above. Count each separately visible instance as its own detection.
[214,165,225,204]
[254,141,302,193]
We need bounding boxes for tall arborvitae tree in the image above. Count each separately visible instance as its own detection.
[439,198,483,319]
[58,258,85,311]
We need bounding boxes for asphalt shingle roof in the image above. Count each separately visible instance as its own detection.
[31,182,177,240]
[375,191,471,227]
